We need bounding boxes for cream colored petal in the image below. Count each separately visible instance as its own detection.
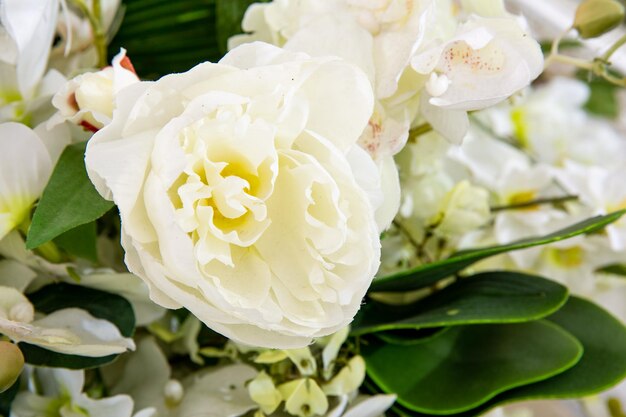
[0,122,52,240]
[28,308,135,357]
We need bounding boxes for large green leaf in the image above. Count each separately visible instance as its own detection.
[371,211,625,292]
[471,297,626,413]
[53,221,98,263]
[19,283,135,369]
[383,297,626,417]
[26,142,114,251]
[351,272,568,336]
[362,321,582,414]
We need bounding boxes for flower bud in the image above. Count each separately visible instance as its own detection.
[0,341,24,393]
[574,0,625,39]
[164,379,184,407]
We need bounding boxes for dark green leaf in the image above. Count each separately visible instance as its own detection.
[387,297,626,417]
[216,0,267,54]
[371,211,625,292]
[597,263,626,277]
[373,328,447,345]
[352,272,568,336]
[362,321,582,414]
[26,142,114,250]
[584,76,619,118]
[20,283,135,369]
[53,221,98,263]
[109,0,220,79]
[0,379,19,416]
[476,297,626,410]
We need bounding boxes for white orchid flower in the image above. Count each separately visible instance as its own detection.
[107,337,258,417]
[0,285,135,357]
[412,15,543,143]
[0,0,58,98]
[556,161,626,250]
[11,367,141,417]
[0,123,53,241]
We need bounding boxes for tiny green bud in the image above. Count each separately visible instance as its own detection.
[0,341,24,393]
[574,0,625,39]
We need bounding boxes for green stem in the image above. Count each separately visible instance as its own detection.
[71,0,107,67]
[549,53,594,70]
[601,33,626,62]
[491,195,579,212]
[408,123,433,142]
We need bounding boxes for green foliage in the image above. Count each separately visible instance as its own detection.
[19,284,135,369]
[352,272,568,336]
[109,0,220,79]
[480,297,626,408]
[0,380,18,416]
[585,76,619,118]
[216,0,267,54]
[597,263,626,276]
[53,221,98,263]
[26,142,113,251]
[371,211,625,292]
[362,321,582,414]
[366,297,626,416]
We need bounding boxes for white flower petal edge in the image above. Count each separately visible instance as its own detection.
[0,286,135,357]
[412,15,543,143]
[0,122,52,241]
[86,42,383,348]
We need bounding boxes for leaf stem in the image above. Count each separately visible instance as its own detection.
[71,0,107,67]
[491,195,579,212]
[408,123,433,142]
[601,33,626,62]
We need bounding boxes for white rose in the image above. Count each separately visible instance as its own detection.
[85,42,384,348]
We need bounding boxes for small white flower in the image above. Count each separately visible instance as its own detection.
[412,15,543,143]
[11,367,136,417]
[49,49,139,132]
[248,371,283,414]
[278,378,329,417]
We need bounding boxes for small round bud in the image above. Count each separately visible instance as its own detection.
[164,379,184,407]
[574,0,625,39]
[0,341,24,393]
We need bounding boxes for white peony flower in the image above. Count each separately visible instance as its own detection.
[49,49,139,132]
[85,42,386,348]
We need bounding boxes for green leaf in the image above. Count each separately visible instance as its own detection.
[53,221,98,263]
[0,379,19,416]
[475,297,626,411]
[362,321,583,414]
[216,0,266,54]
[352,272,568,336]
[371,211,625,292]
[19,283,135,369]
[583,74,619,118]
[109,0,220,79]
[26,142,114,250]
[597,263,626,277]
[387,297,626,417]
